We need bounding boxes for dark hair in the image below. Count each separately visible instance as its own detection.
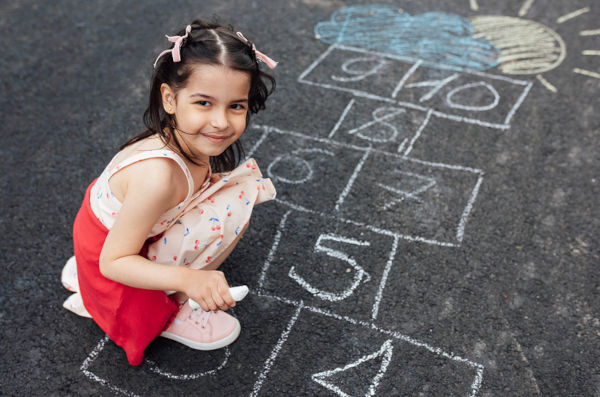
[121,19,276,172]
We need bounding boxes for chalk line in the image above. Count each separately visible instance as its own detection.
[518,0,535,17]
[403,108,433,155]
[246,125,270,158]
[557,7,590,24]
[580,29,600,36]
[334,148,371,211]
[145,347,231,380]
[536,74,557,93]
[392,59,422,98]
[312,339,394,397]
[80,336,142,397]
[258,210,292,289]
[573,68,600,79]
[329,98,355,138]
[371,236,399,321]
[249,304,303,397]
[456,174,484,242]
[254,291,485,396]
[298,45,336,82]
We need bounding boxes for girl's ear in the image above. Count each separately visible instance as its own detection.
[160,83,176,114]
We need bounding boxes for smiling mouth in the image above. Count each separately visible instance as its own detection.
[201,133,231,143]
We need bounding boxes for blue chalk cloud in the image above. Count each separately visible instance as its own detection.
[314,5,499,72]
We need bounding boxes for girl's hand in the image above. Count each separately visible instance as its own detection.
[183,269,236,312]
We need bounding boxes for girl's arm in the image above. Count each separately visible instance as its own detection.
[98,158,235,311]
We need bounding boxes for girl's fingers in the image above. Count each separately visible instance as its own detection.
[211,289,228,311]
[218,280,235,308]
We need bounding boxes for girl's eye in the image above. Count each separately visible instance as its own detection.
[196,101,211,107]
[230,104,246,110]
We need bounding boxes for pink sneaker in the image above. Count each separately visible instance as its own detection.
[160,300,241,350]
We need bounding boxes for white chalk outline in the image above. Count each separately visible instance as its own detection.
[298,44,534,130]
[251,124,484,246]
[79,293,484,397]
[254,291,485,397]
[311,339,394,397]
[250,304,304,397]
[334,148,371,211]
[145,347,231,380]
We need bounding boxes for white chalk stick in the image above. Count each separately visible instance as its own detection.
[189,286,249,310]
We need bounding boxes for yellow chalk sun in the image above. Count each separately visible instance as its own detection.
[468,1,599,92]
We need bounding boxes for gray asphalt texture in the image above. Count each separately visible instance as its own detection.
[1,0,599,396]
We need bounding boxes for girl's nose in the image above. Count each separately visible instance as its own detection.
[210,109,228,130]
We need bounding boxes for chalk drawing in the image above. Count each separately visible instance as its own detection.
[311,339,394,397]
[327,98,430,154]
[250,304,304,397]
[314,6,499,72]
[470,16,566,75]
[145,347,231,380]
[250,124,484,246]
[288,233,372,302]
[405,73,460,103]
[371,236,398,321]
[331,57,389,82]
[298,44,533,129]
[580,29,600,36]
[266,148,335,184]
[556,7,590,24]
[445,81,500,111]
[334,148,370,211]
[573,68,600,79]
[375,170,437,210]
[329,98,355,138]
[81,336,141,397]
[253,291,485,397]
[347,107,406,142]
[518,0,535,17]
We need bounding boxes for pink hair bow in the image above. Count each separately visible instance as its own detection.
[153,25,192,68]
[236,32,278,69]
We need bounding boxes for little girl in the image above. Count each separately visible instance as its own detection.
[60,19,277,366]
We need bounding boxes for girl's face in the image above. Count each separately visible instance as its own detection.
[161,64,251,163]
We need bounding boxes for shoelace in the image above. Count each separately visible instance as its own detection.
[189,308,212,328]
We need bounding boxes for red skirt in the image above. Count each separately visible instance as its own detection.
[72,179,178,365]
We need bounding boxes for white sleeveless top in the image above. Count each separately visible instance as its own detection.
[89,149,211,237]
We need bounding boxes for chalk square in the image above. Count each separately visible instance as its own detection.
[300,44,532,129]
[394,65,533,127]
[80,295,295,396]
[337,151,482,245]
[250,130,367,214]
[329,98,430,154]
[299,45,412,101]
[257,309,478,396]
[259,210,396,321]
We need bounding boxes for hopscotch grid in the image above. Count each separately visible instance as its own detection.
[297,43,533,130]
[252,124,485,174]
[273,198,459,247]
[254,290,485,397]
